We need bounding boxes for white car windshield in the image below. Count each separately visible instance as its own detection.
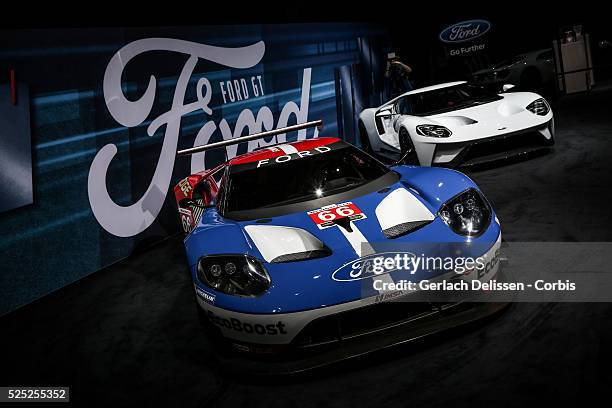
[396,84,502,116]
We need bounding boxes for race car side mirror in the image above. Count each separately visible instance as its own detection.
[502,84,516,92]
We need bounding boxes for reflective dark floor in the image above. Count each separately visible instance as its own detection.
[2,87,612,407]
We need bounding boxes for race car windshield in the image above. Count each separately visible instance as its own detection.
[397,83,502,116]
[223,144,390,215]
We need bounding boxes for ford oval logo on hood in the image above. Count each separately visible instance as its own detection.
[332,252,416,282]
[439,19,491,44]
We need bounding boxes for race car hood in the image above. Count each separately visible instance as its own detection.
[185,166,501,314]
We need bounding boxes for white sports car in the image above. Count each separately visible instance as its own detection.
[359,81,554,167]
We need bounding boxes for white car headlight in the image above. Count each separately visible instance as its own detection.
[416,124,452,138]
[526,98,550,116]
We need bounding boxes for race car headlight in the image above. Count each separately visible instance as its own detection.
[438,189,492,237]
[526,98,550,116]
[416,125,452,138]
[197,254,270,297]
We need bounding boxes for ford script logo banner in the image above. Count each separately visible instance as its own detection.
[89,38,315,237]
[439,19,491,44]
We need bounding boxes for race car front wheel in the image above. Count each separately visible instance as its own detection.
[398,128,420,165]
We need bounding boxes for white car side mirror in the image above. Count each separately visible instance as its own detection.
[376,108,393,117]
[502,84,516,92]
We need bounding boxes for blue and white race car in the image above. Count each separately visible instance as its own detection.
[174,121,505,371]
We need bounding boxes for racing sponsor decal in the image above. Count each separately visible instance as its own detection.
[255,145,331,168]
[190,199,205,230]
[207,310,287,335]
[311,203,372,257]
[375,290,410,303]
[178,178,193,197]
[179,199,205,234]
[178,207,194,233]
[307,201,366,230]
[268,144,299,155]
[195,285,216,304]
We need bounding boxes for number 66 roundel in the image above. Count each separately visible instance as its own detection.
[307,202,366,230]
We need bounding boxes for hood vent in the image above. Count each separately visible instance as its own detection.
[245,225,330,263]
[375,188,435,239]
[383,220,432,239]
[271,248,332,263]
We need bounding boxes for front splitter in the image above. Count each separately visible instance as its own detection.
[213,300,509,377]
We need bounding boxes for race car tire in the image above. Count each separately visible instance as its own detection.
[399,128,420,165]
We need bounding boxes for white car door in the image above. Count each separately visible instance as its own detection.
[374,100,402,150]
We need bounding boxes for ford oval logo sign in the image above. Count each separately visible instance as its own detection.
[332,252,416,282]
[439,19,491,44]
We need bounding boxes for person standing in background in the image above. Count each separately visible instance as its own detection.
[385,53,413,98]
